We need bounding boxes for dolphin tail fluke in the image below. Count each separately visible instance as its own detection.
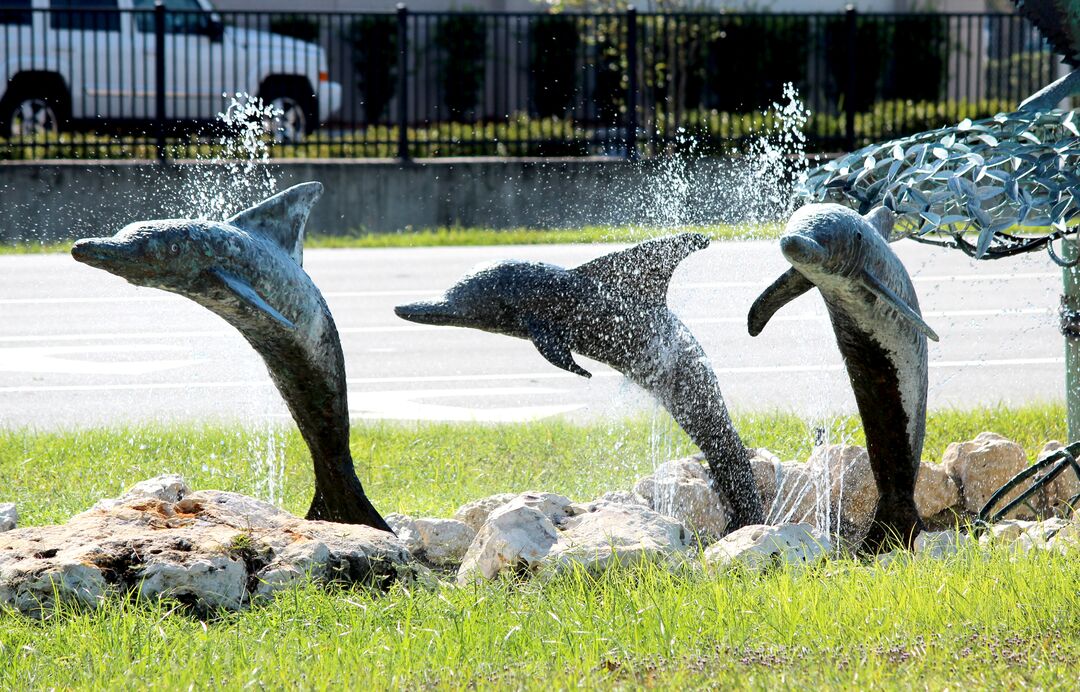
[573,232,710,304]
[747,268,814,336]
[227,181,323,265]
[858,270,940,342]
[527,320,592,378]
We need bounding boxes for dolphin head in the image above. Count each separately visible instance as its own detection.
[779,203,891,281]
[72,220,218,293]
[395,260,537,336]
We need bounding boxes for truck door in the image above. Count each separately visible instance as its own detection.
[132,0,227,122]
[48,0,130,122]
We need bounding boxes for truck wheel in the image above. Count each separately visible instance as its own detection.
[0,89,64,138]
[258,81,315,143]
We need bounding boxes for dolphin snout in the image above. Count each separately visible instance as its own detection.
[71,237,133,271]
[780,235,827,267]
[394,299,459,326]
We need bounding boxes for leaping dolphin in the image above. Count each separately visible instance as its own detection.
[749,203,937,551]
[394,234,765,529]
[70,183,391,532]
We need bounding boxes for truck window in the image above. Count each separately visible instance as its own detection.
[50,0,121,32]
[132,0,208,35]
[0,1,32,26]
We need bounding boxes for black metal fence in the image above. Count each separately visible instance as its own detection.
[0,5,1059,161]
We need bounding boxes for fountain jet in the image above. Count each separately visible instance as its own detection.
[71,182,391,532]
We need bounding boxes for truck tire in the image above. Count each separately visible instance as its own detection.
[0,79,69,138]
[258,79,316,144]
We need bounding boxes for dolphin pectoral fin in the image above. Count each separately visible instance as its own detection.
[227,182,323,266]
[527,321,592,378]
[858,270,940,342]
[573,233,710,304]
[210,268,297,331]
[747,268,814,336]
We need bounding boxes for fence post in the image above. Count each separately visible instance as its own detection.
[625,6,638,161]
[396,4,409,161]
[843,4,857,152]
[154,0,167,164]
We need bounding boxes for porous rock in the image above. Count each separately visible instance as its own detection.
[768,461,817,524]
[0,503,16,533]
[570,490,648,516]
[452,493,517,532]
[634,456,731,541]
[385,513,422,554]
[807,445,880,539]
[943,432,1030,517]
[914,462,961,519]
[88,473,191,513]
[749,449,781,510]
[704,523,833,571]
[0,478,414,617]
[543,503,689,573]
[413,518,476,567]
[456,497,559,584]
[1037,441,1080,515]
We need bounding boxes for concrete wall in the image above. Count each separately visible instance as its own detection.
[0,157,749,243]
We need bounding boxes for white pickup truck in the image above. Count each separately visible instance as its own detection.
[0,0,342,141]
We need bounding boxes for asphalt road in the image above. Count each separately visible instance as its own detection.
[0,240,1066,429]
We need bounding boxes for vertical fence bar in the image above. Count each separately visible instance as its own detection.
[396,4,409,160]
[843,4,856,152]
[625,6,638,161]
[154,0,166,163]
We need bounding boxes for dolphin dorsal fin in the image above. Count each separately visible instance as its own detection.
[227,182,323,266]
[863,207,895,242]
[573,233,709,303]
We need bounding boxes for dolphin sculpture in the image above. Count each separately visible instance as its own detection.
[70,183,391,532]
[749,203,938,551]
[394,234,765,529]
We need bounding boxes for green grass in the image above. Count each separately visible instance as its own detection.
[0,402,1073,688]
[0,223,779,255]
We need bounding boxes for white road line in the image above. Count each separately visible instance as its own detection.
[0,273,1059,307]
[0,306,1055,344]
[0,357,1063,394]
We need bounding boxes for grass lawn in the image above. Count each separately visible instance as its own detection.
[0,223,780,256]
[0,403,1075,687]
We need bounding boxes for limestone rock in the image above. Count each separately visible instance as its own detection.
[768,462,817,524]
[634,457,731,541]
[543,503,689,573]
[749,450,781,510]
[0,479,414,617]
[570,490,648,516]
[385,513,422,554]
[807,445,880,539]
[0,503,16,533]
[456,498,558,583]
[452,493,517,532]
[513,491,575,525]
[914,462,961,519]
[413,518,475,567]
[90,474,191,513]
[704,524,833,571]
[914,530,971,558]
[1037,441,1080,516]
[1049,521,1080,553]
[943,432,1030,518]
[976,518,1068,551]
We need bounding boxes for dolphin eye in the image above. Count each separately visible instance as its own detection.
[856,232,863,241]
[169,243,181,256]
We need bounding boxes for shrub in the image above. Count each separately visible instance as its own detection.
[346,16,399,126]
[530,15,580,118]
[434,15,487,119]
